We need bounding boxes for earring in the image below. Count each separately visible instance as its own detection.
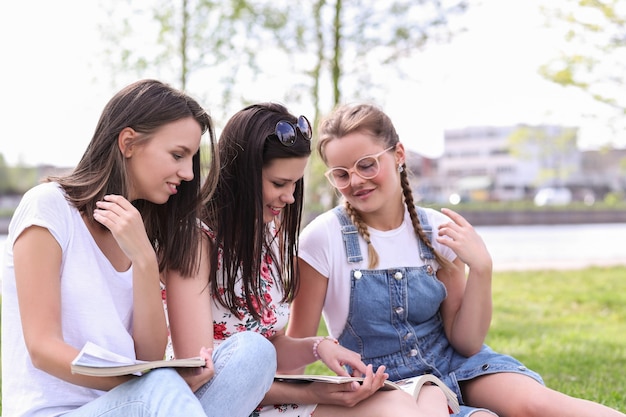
[398,165,404,173]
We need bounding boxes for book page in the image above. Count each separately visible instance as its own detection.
[71,341,143,367]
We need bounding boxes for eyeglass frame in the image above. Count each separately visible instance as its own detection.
[324,146,396,189]
[271,115,312,147]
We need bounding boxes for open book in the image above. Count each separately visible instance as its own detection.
[70,341,205,377]
[275,373,460,414]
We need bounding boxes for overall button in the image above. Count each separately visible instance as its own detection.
[426,265,434,275]
[394,271,403,280]
[409,349,418,357]
[394,306,404,314]
[482,364,490,371]
[353,270,362,279]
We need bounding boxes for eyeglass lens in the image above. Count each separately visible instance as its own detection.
[325,147,394,188]
[328,155,380,188]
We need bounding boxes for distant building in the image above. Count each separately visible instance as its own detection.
[411,124,624,204]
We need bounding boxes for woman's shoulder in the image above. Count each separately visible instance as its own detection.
[299,208,343,254]
[412,206,451,228]
[9,182,73,241]
[18,182,67,211]
[301,208,341,234]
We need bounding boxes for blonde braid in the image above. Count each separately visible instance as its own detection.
[344,201,379,269]
[400,167,452,270]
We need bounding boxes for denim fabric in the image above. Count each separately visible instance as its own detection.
[198,331,276,417]
[333,206,543,417]
[336,212,362,263]
[64,368,206,417]
[65,332,275,417]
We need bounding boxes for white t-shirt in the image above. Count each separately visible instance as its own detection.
[2,182,138,417]
[298,207,456,339]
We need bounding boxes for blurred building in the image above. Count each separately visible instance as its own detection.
[410,125,625,204]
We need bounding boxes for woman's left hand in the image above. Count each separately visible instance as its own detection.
[437,208,492,271]
[178,346,215,393]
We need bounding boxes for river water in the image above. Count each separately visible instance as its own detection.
[1,223,625,284]
[475,223,626,271]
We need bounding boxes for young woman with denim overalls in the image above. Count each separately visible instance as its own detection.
[289,103,625,417]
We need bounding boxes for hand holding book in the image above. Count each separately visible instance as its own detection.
[274,373,460,414]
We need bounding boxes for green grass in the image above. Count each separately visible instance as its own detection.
[2,266,625,413]
[303,265,626,411]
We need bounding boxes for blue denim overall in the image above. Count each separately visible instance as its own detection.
[332,206,544,416]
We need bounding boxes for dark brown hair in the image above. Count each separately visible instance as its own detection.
[48,79,218,276]
[202,103,311,320]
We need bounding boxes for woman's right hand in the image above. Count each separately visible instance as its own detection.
[316,337,379,380]
[93,194,154,263]
[308,364,389,407]
[178,346,215,392]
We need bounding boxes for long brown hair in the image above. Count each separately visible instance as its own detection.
[318,103,451,270]
[202,103,311,320]
[48,79,218,276]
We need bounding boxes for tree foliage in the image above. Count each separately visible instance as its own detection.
[508,125,579,185]
[99,0,469,215]
[256,0,469,213]
[539,0,625,142]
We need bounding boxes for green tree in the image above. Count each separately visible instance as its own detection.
[0,154,10,194]
[100,0,275,123]
[508,125,579,186]
[99,0,469,217]
[261,0,469,214]
[540,0,625,143]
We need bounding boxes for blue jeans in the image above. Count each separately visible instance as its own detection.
[65,332,276,417]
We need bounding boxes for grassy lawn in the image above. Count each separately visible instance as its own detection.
[2,266,625,413]
[303,265,626,411]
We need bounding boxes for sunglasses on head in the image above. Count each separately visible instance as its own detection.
[273,115,312,146]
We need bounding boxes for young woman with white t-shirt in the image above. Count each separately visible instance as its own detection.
[1,79,275,417]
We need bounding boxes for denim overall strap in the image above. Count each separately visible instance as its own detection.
[416,207,435,261]
[332,205,436,262]
[332,206,363,263]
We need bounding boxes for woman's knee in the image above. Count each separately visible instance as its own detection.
[219,332,276,376]
[231,332,275,360]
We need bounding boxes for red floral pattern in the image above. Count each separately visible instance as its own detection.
[205,223,289,344]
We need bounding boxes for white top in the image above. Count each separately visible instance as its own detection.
[298,207,456,339]
[2,182,138,417]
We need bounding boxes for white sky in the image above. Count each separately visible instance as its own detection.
[0,0,620,167]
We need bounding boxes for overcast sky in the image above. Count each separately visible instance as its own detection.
[0,0,619,167]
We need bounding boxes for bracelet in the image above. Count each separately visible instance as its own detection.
[312,336,338,361]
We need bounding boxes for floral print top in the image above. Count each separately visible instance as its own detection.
[207,223,290,347]
[162,224,312,416]
[162,222,289,359]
